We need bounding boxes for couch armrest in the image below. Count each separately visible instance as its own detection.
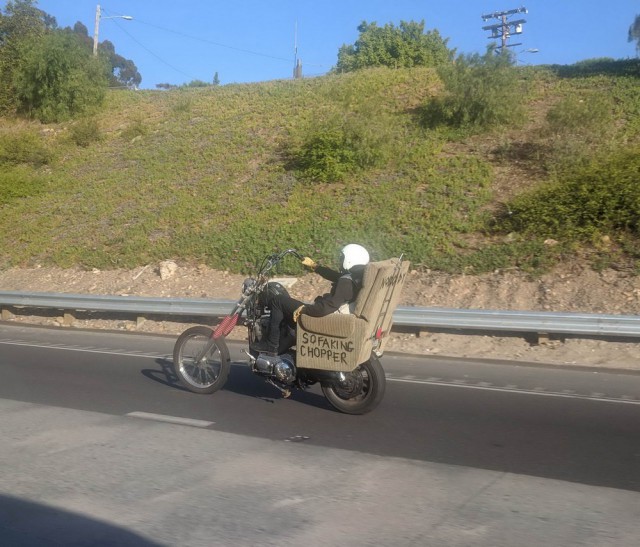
[297,313,356,338]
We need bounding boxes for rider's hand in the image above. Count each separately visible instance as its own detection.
[301,256,317,270]
[293,305,305,323]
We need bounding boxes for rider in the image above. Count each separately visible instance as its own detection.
[259,243,370,357]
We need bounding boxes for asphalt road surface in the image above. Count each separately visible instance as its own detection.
[1,323,639,546]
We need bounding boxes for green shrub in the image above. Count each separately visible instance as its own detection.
[14,32,108,123]
[422,49,525,131]
[292,116,388,182]
[0,131,52,167]
[70,117,102,147]
[551,58,640,78]
[497,148,640,241]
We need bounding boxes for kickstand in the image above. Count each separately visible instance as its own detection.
[267,379,291,399]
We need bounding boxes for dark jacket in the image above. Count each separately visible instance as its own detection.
[303,264,366,317]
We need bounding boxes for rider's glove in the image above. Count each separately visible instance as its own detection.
[293,305,305,323]
[301,256,317,270]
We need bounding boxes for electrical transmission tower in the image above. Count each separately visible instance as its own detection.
[481,6,528,52]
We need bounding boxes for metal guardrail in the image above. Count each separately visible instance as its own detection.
[0,290,639,339]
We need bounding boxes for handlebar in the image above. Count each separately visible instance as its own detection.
[258,248,303,277]
[280,248,303,260]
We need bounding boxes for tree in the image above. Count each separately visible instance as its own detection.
[14,31,109,122]
[629,15,640,53]
[185,80,209,87]
[0,0,55,114]
[0,0,55,39]
[335,20,454,73]
[0,1,138,120]
[213,72,220,86]
[98,40,141,89]
[68,22,142,89]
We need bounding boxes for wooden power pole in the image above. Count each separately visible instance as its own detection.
[481,7,528,52]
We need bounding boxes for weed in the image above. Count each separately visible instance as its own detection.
[70,117,102,147]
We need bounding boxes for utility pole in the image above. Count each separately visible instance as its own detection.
[293,21,302,79]
[481,6,528,52]
[93,4,101,56]
[93,4,133,56]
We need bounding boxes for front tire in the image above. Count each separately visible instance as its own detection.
[321,355,386,415]
[173,326,230,394]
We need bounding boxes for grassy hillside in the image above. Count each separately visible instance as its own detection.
[0,61,638,274]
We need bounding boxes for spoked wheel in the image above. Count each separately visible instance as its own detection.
[173,326,231,394]
[321,355,386,415]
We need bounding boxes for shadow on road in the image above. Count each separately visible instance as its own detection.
[0,494,161,546]
[143,358,332,411]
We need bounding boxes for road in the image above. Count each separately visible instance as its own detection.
[0,323,639,546]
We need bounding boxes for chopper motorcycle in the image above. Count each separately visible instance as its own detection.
[172,249,407,414]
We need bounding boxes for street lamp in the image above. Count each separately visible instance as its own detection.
[517,48,539,64]
[93,4,133,56]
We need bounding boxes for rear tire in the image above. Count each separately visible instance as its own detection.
[173,326,230,394]
[321,355,386,415]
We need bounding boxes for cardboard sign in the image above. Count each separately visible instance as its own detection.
[298,332,355,366]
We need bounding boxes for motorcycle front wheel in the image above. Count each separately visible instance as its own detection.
[321,355,386,415]
[173,326,231,394]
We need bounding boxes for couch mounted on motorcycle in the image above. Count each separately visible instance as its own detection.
[172,249,409,414]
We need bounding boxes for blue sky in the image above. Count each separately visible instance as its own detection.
[13,1,640,89]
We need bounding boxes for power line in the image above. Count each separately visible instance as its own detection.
[100,8,326,84]
[108,17,197,81]
[132,17,294,64]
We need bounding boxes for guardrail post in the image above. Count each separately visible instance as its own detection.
[536,332,550,345]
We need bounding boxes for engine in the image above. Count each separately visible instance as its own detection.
[253,353,297,385]
[274,354,297,384]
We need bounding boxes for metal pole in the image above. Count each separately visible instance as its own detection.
[93,4,101,56]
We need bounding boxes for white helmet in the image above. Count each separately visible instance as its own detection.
[341,244,370,271]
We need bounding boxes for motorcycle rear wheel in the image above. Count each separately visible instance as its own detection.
[173,326,231,394]
[321,355,386,415]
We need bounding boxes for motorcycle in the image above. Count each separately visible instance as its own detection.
[172,249,386,414]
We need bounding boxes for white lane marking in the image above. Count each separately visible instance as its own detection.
[387,377,640,406]
[126,412,214,428]
[3,337,639,407]
[273,498,307,508]
[0,338,167,360]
